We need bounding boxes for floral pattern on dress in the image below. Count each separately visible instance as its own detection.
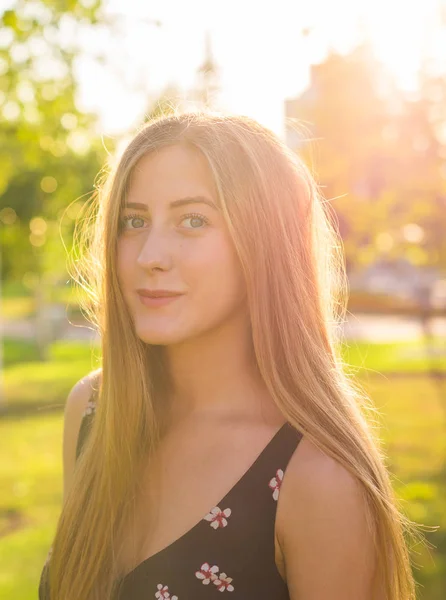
[155,583,178,599]
[196,562,219,585]
[268,468,284,501]
[195,563,234,592]
[204,506,232,529]
[213,572,234,592]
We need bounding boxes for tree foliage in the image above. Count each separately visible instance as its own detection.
[287,44,446,272]
[0,0,107,284]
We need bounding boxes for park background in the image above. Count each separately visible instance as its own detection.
[1,0,446,598]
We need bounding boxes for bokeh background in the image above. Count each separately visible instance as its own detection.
[1,1,446,598]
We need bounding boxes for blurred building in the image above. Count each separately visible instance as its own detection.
[284,72,316,151]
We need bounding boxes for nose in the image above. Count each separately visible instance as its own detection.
[136,228,173,272]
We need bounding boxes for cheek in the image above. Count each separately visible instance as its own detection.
[116,241,134,289]
[187,239,245,301]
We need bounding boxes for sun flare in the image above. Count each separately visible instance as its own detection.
[356,0,445,88]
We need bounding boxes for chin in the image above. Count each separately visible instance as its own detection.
[134,323,188,346]
[136,331,179,346]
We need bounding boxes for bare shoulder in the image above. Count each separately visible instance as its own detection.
[280,435,362,493]
[62,368,102,502]
[276,436,377,599]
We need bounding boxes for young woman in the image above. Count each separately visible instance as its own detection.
[39,111,421,599]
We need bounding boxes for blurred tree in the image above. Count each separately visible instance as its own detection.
[286,45,393,271]
[286,43,446,273]
[390,70,446,268]
[0,0,108,357]
[0,0,107,277]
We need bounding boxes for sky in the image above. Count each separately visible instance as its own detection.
[6,0,446,139]
[74,0,445,139]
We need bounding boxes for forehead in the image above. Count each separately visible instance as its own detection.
[127,144,218,203]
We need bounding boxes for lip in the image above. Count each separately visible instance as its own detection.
[136,289,183,298]
[137,290,184,308]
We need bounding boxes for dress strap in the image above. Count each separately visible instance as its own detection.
[75,385,98,461]
[235,421,303,504]
[216,422,303,540]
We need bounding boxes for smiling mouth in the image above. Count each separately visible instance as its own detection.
[138,294,183,308]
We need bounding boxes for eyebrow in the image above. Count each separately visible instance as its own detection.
[124,195,219,212]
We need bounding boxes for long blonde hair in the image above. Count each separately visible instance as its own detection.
[48,110,423,599]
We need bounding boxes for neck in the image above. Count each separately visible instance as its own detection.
[159,311,272,428]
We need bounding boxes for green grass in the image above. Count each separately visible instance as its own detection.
[0,339,445,599]
[0,340,96,598]
[2,339,41,367]
[1,287,88,320]
[342,338,446,374]
[2,340,100,411]
[361,375,446,598]
[0,415,62,598]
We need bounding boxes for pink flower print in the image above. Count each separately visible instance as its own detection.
[204,506,232,529]
[195,562,219,585]
[268,468,284,501]
[155,583,178,600]
[82,399,96,417]
[213,572,234,592]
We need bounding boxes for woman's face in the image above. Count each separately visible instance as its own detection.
[117,143,247,346]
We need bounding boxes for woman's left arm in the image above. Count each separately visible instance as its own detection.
[277,438,378,600]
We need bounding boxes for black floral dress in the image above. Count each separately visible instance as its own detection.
[39,393,303,599]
